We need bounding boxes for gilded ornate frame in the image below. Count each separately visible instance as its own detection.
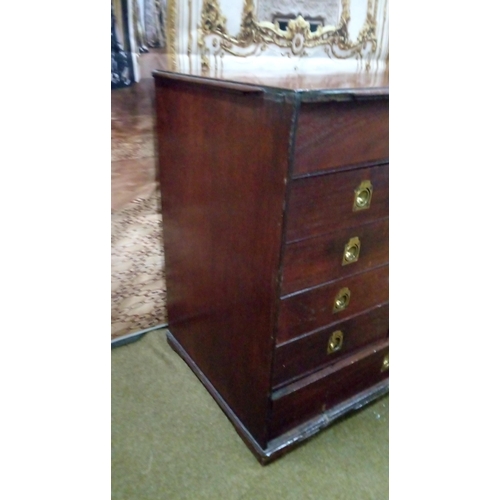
[197,0,379,71]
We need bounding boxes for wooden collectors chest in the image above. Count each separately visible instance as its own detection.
[153,70,389,464]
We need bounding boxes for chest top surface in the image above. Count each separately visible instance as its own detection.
[152,67,389,101]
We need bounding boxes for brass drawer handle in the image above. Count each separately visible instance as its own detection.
[333,287,351,313]
[353,180,373,211]
[327,330,343,354]
[381,353,389,372]
[342,237,361,265]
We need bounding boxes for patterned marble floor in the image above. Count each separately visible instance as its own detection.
[111,77,158,211]
[111,190,167,339]
[112,52,169,338]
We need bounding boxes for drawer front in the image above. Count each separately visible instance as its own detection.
[293,99,388,177]
[269,340,389,439]
[281,217,388,296]
[286,164,389,242]
[273,304,389,387]
[277,265,388,343]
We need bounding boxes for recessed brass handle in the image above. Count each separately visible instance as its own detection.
[381,353,389,372]
[342,237,361,265]
[353,180,373,211]
[333,287,351,313]
[327,330,343,354]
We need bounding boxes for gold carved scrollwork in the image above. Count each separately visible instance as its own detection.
[198,0,378,71]
[198,0,229,70]
[167,0,178,70]
[201,0,228,34]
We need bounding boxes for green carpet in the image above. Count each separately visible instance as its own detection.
[112,329,388,499]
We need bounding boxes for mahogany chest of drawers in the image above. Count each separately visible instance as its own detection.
[153,70,389,464]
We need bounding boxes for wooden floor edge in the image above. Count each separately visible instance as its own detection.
[166,329,389,465]
[111,323,168,349]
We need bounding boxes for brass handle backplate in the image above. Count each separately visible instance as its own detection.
[342,237,361,265]
[381,353,389,372]
[353,180,373,211]
[327,330,344,354]
[333,287,351,313]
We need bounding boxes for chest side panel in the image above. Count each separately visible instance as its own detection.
[154,77,294,446]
